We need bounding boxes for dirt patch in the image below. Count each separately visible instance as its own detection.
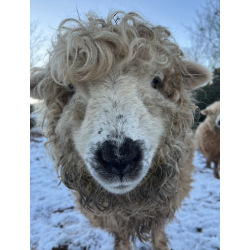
[30,131,43,143]
[52,245,68,250]
[52,206,75,213]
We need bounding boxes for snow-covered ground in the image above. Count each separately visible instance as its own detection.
[30,136,220,250]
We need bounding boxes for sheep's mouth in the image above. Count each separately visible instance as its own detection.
[115,184,129,188]
[90,162,145,193]
[110,184,131,191]
[104,182,139,194]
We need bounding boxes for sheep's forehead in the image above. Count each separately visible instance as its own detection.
[64,69,171,127]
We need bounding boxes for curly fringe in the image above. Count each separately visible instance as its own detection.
[42,11,185,86]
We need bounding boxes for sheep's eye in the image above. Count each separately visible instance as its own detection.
[151,76,162,89]
[68,84,75,92]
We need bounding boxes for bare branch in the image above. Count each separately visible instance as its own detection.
[30,20,48,68]
[183,0,220,69]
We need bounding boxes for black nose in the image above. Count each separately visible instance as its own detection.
[218,120,220,126]
[95,138,143,180]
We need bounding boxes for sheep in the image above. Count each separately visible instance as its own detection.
[30,11,211,250]
[195,101,220,179]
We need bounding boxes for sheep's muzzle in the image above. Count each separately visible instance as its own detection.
[91,137,145,193]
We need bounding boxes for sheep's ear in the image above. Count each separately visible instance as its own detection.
[200,109,211,116]
[30,68,48,100]
[182,61,212,90]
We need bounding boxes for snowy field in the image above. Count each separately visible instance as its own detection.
[30,136,220,250]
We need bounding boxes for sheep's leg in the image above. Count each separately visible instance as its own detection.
[151,228,169,250]
[113,233,131,250]
[213,161,220,179]
[206,159,211,168]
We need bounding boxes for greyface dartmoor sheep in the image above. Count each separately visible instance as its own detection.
[30,11,211,250]
[195,101,220,179]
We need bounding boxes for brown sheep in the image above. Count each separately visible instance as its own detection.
[30,11,211,250]
[195,101,220,179]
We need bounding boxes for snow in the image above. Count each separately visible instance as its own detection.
[30,137,220,250]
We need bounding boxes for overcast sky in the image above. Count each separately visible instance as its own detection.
[30,0,204,54]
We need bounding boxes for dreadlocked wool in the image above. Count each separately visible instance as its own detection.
[30,11,211,250]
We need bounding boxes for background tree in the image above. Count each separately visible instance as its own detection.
[183,0,220,129]
[192,68,220,129]
[184,0,220,70]
[30,20,48,68]
[30,20,48,128]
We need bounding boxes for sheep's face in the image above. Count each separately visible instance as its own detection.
[30,13,212,195]
[62,70,168,194]
[201,102,220,131]
[32,60,211,195]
